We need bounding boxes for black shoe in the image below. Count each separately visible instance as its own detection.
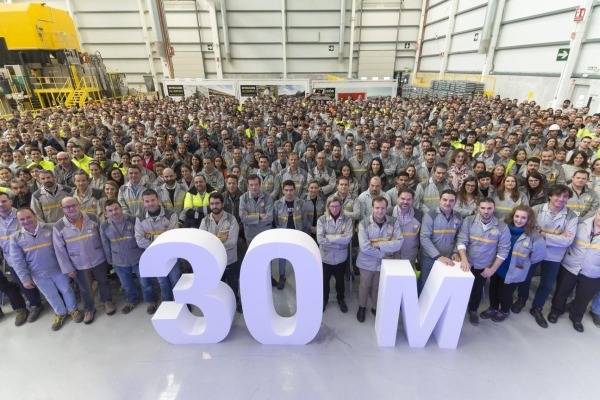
[371,308,376,316]
[337,299,348,313]
[570,318,584,332]
[590,311,600,328]
[277,275,286,290]
[547,312,560,324]
[511,298,526,314]
[468,311,479,326]
[357,307,366,323]
[530,308,548,328]
[27,305,43,323]
[271,277,277,287]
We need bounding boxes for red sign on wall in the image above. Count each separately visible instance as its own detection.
[574,7,586,22]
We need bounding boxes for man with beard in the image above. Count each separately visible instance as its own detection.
[154,168,187,216]
[200,192,242,313]
[457,198,510,326]
[30,170,73,226]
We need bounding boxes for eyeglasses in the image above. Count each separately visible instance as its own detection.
[61,204,78,209]
[57,158,70,161]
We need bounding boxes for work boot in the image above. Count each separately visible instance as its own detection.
[27,305,44,323]
[15,308,29,327]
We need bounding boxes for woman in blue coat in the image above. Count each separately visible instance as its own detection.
[480,205,546,322]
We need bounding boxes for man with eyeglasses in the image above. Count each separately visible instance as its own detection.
[53,197,114,324]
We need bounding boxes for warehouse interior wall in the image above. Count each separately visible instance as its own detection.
[10,0,599,110]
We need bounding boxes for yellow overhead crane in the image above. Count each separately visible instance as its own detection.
[0,3,125,114]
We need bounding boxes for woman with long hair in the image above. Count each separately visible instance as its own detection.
[562,150,590,183]
[520,170,547,207]
[507,148,528,176]
[339,161,360,198]
[493,175,527,220]
[404,165,419,192]
[119,153,131,172]
[214,154,228,179]
[179,164,194,190]
[176,143,192,165]
[454,176,479,217]
[360,156,387,192]
[447,149,471,191]
[491,164,506,189]
[478,205,545,322]
[88,161,107,190]
[588,158,600,198]
[191,154,203,175]
[108,167,125,188]
[97,180,120,221]
[562,136,576,152]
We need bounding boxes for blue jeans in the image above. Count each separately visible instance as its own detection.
[278,259,287,276]
[74,263,112,312]
[417,255,436,295]
[114,264,157,304]
[9,266,42,308]
[32,270,78,315]
[517,260,561,309]
[158,262,182,301]
[592,292,600,315]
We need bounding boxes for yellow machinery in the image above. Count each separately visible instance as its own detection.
[0,3,127,113]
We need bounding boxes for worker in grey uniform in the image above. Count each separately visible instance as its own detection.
[273,179,311,289]
[513,184,578,328]
[53,197,114,325]
[100,199,158,315]
[457,197,511,326]
[415,163,453,213]
[566,170,599,222]
[154,167,188,216]
[135,188,182,303]
[72,170,103,216]
[200,192,242,313]
[30,169,73,226]
[356,196,403,323]
[392,188,423,267]
[549,209,600,332]
[317,195,353,313]
[0,192,44,324]
[10,208,83,331]
[118,165,149,216]
[418,189,463,294]
[239,174,274,244]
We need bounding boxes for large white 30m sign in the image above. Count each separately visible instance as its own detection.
[140,229,473,348]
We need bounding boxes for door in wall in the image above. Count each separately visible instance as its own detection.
[571,84,590,109]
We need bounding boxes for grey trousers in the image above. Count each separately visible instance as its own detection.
[358,269,380,309]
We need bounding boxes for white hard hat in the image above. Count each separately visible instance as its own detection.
[549,124,561,131]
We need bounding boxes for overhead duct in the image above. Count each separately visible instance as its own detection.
[339,0,346,63]
[478,0,498,54]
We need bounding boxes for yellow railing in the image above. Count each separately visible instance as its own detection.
[33,75,73,91]
[411,72,496,96]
